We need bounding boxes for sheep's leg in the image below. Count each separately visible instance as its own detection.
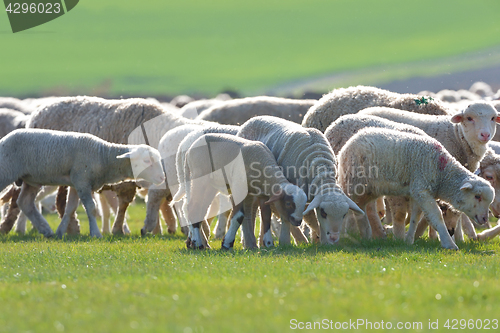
[98,193,111,234]
[384,198,392,226]
[461,214,478,240]
[0,187,21,234]
[404,201,422,244]
[428,225,438,239]
[454,216,464,243]
[279,220,291,246]
[258,199,273,248]
[477,224,500,240]
[142,189,166,235]
[290,226,308,244]
[214,211,229,240]
[390,197,408,240]
[221,203,244,249]
[17,184,54,238]
[202,220,211,240]
[14,213,27,234]
[366,200,386,239]
[77,188,101,238]
[353,200,371,239]
[111,184,137,235]
[414,192,457,250]
[376,197,386,219]
[271,215,281,238]
[240,198,257,249]
[160,198,176,234]
[112,200,130,235]
[414,215,428,239]
[55,187,80,237]
[303,210,320,243]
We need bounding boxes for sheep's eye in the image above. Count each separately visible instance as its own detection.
[320,208,327,219]
[492,117,495,121]
[486,175,493,181]
[467,117,473,121]
[475,195,481,200]
[285,201,292,208]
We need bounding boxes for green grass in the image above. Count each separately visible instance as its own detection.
[0,203,499,332]
[2,0,500,96]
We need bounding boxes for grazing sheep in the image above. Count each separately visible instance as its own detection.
[457,90,481,101]
[338,128,494,249]
[196,96,316,125]
[179,99,224,119]
[302,85,452,132]
[470,81,493,98]
[436,89,461,103]
[141,123,239,237]
[172,133,307,249]
[27,96,210,234]
[237,116,363,245]
[359,102,500,173]
[0,129,164,238]
[0,97,32,114]
[0,109,28,137]
[170,95,194,108]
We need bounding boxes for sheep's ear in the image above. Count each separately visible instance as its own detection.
[346,196,364,215]
[460,182,474,191]
[474,168,481,175]
[264,190,284,205]
[303,195,321,215]
[450,113,463,123]
[117,151,134,159]
[495,115,500,124]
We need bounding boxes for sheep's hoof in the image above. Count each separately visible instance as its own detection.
[112,228,124,236]
[140,228,146,237]
[55,231,64,239]
[167,228,176,235]
[185,237,193,249]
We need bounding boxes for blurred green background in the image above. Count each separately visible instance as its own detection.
[1,0,500,97]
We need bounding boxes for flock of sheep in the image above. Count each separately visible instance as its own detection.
[0,81,499,251]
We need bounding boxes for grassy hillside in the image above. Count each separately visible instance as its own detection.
[1,0,500,96]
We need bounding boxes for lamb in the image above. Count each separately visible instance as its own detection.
[236,116,364,245]
[179,99,224,119]
[337,128,494,249]
[172,133,307,249]
[0,129,164,238]
[0,109,28,137]
[359,103,500,173]
[469,81,494,99]
[0,97,32,114]
[170,95,194,108]
[140,123,239,237]
[436,89,461,103]
[196,96,316,125]
[302,85,452,132]
[27,96,210,235]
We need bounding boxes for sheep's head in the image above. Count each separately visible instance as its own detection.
[451,102,500,144]
[439,202,461,236]
[265,183,307,227]
[118,145,165,186]
[455,177,494,225]
[303,188,364,244]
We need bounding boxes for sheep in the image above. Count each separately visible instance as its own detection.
[0,97,32,114]
[141,123,239,237]
[337,128,494,249]
[436,89,461,103]
[457,89,481,101]
[302,85,452,132]
[196,96,316,125]
[172,133,307,249]
[236,116,364,245]
[469,81,494,99]
[0,109,28,136]
[179,99,225,119]
[27,96,210,235]
[358,102,500,173]
[0,129,164,238]
[170,95,194,108]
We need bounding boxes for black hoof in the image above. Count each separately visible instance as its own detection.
[140,228,146,237]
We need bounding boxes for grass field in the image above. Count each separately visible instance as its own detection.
[1,203,499,332]
[2,0,500,96]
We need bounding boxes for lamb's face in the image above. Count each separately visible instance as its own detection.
[479,164,500,217]
[315,199,350,244]
[451,102,500,144]
[457,178,494,225]
[440,203,460,236]
[128,145,165,186]
[273,184,307,227]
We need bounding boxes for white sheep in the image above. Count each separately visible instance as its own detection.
[141,123,239,237]
[338,128,494,250]
[196,96,316,125]
[302,85,452,132]
[179,99,224,119]
[0,129,164,238]
[0,97,32,114]
[0,109,28,137]
[172,133,307,249]
[469,81,494,99]
[27,96,210,235]
[237,116,363,245]
[436,89,461,103]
